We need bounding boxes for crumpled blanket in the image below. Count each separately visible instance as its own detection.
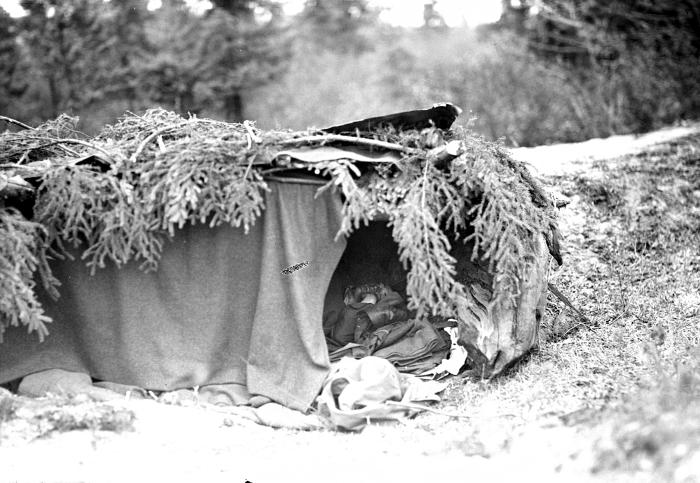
[325,284,449,373]
[328,319,449,374]
[328,284,409,345]
[316,356,446,431]
[371,319,447,361]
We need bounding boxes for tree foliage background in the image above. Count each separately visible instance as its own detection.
[1,0,699,146]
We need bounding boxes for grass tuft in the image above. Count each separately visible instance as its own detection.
[0,392,135,441]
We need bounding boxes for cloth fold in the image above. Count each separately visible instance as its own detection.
[329,285,408,345]
[372,319,448,365]
[327,316,449,375]
[316,356,446,431]
[0,181,346,412]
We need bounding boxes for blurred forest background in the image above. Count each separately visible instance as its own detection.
[1,0,699,146]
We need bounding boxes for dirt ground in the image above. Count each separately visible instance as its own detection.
[1,124,699,483]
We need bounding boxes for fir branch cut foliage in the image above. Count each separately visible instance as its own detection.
[1,109,559,339]
[0,209,58,342]
[451,138,557,302]
[35,111,271,274]
[390,160,468,317]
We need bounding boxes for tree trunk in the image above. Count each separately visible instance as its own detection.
[454,233,551,377]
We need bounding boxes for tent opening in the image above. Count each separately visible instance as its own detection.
[321,219,460,377]
[323,220,411,348]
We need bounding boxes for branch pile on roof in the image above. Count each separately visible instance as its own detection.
[0,107,559,341]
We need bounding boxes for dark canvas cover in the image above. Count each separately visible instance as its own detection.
[0,181,346,412]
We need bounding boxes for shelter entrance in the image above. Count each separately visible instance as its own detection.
[322,221,453,373]
[324,220,408,334]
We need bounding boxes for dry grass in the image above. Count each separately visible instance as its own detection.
[358,132,700,479]
[504,133,700,478]
[0,389,135,443]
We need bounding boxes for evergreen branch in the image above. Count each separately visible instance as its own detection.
[0,208,58,342]
[129,118,232,163]
[17,136,112,159]
[0,110,559,339]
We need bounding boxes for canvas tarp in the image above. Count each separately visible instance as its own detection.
[0,181,347,412]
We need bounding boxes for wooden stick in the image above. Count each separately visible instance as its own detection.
[548,282,586,319]
[129,119,228,163]
[264,175,326,185]
[278,134,419,154]
[385,400,471,420]
[0,115,33,130]
[20,137,111,159]
[0,179,36,201]
[2,179,34,191]
[428,140,463,168]
[130,121,190,163]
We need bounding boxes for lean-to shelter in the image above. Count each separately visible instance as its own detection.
[0,104,560,412]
